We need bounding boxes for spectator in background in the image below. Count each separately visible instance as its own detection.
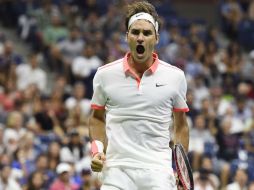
[248,0,254,21]
[81,12,103,43]
[60,129,86,163]
[2,128,19,156]
[64,105,90,140]
[65,82,91,118]
[42,11,68,48]
[100,5,123,38]
[32,95,61,134]
[78,169,93,190]
[185,40,205,80]
[0,40,23,88]
[90,30,109,62]
[106,31,127,62]
[4,111,26,147]
[194,156,220,190]
[226,168,248,190]
[24,171,46,190]
[192,75,210,110]
[71,44,102,98]
[16,52,47,93]
[189,114,215,170]
[215,116,241,188]
[0,164,22,190]
[220,0,243,39]
[49,162,79,190]
[47,141,61,172]
[42,12,68,73]
[31,153,55,189]
[242,50,254,82]
[56,26,85,83]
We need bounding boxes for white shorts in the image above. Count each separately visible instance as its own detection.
[100,167,177,190]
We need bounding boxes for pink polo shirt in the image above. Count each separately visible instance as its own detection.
[49,179,79,190]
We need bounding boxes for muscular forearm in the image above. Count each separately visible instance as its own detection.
[173,112,189,153]
[89,110,107,151]
[174,123,189,153]
[89,117,106,142]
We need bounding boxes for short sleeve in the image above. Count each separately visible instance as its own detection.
[91,70,107,110]
[173,73,189,112]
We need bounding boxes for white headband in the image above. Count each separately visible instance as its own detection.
[128,12,159,34]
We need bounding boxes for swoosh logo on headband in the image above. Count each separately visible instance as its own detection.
[135,13,143,17]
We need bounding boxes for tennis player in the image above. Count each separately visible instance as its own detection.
[89,1,189,189]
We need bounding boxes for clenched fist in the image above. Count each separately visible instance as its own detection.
[91,152,106,172]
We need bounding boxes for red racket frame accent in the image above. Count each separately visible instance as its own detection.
[173,143,194,190]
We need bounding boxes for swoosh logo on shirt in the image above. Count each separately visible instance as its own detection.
[156,83,167,87]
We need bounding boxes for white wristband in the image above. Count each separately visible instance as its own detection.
[91,140,104,157]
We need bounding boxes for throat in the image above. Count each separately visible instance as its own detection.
[129,56,154,76]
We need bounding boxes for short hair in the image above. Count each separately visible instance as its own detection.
[125,1,160,32]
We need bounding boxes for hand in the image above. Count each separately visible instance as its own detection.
[177,181,185,190]
[175,172,184,190]
[91,152,106,172]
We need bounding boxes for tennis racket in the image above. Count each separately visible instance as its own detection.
[173,143,194,190]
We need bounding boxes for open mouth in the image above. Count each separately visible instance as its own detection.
[136,45,145,54]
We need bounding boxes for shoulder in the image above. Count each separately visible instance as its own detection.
[158,60,185,76]
[98,58,123,72]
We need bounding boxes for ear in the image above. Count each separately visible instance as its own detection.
[125,32,128,42]
[155,34,160,44]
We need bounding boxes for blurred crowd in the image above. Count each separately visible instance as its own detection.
[0,0,253,190]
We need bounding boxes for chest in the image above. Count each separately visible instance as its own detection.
[103,71,179,108]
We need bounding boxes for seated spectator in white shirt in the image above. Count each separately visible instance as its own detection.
[0,165,22,190]
[71,44,102,98]
[16,52,47,93]
[226,168,248,190]
[65,82,91,117]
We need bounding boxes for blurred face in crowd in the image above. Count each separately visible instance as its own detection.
[59,172,70,183]
[30,54,39,69]
[81,170,92,189]
[70,28,80,40]
[4,41,13,55]
[127,19,158,64]
[70,133,80,145]
[48,141,61,158]
[1,165,11,182]
[221,118,232,134]
[194,115,206,130]
[83,45,95,58]
[51,15,62,26]
[8,111,23,129]
[0,153,11,165]
[74,83,85,99]
[36,155,48,170]
[235,169,248,187]
[32,171,44,188]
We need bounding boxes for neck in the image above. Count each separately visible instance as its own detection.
[129,54,154,75]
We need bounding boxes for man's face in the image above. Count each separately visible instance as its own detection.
[60,172,70,183]
[127,19,158,64]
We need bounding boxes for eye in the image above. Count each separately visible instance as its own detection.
[143,30,152,36]
[131,29,139,35]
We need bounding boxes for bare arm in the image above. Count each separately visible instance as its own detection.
[89,109,107,172]
[89,109,107,151]
[173,112,189,153]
